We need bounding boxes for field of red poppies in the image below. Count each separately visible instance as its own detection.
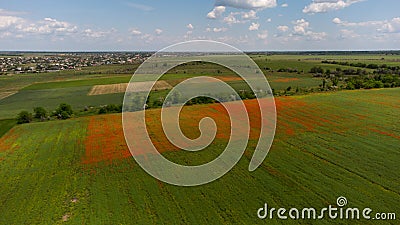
[0,88,399,224]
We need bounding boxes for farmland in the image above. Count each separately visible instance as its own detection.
[1,53,399,120]
[0,54,355,119]
[0,87,399,224]
[0,53,399,224]
[0,61,318,119]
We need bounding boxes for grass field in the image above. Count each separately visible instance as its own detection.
[0,86,125,119]
[0,119,16,138]
[3,54,399,120]
[0,88,399,224]
[0,72,321,120]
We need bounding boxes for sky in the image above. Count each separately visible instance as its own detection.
[0,0,399,51]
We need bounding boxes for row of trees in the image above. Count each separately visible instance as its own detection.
[321,60,399,70]
[346,74,400,90]
[123,89,265,112]
[17,103,73,124]
[309,65,400,90]
[98,104,122,114]
[310,66,369,76]
[321,60,400,75]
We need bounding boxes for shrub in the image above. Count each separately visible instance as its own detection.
[17,111,33,124]
[98,104,123,114]
[33,107,47,120]
[54,103,73,120]
[59,111,71,120]
[310,66,324,74]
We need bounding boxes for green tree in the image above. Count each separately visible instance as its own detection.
[33,107,47,121]
[17,111,33,124]
[310,66,324,74]
[59,111,71,120]
[330,77,339,87]
[54,103,73,120]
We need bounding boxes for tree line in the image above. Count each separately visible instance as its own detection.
[17,103,74,124]
[321,60,400,75]
[309,65,400,90]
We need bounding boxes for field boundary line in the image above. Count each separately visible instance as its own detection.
[0,91,17,100]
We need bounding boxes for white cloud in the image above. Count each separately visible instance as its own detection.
[213,27,228,32]
[84,29,108,38]
[186,24,194,30]
[222,11,258,24]
[332,17,400,33]
[292,19,327,41]
[223,13,241,24]
[0,15,24,30]
[381,17,400,33]
[303,0,363,14]
[206,27,228,33]
[215,0,277,9]
[130,28,142,35]
[266,18,272,22]
[339,29,360,39]
[155,28,163,35]
[207,6,226,19]
[308,32,327,41]
[141,33,155,43]
[249,22,260,31]
[0,13,121,43]
[293,19,309,35]
[19,18,78,35]
[332,17,342,24]
[241,10,257,20]
[277,25,289,32]
[41,18,77,34]
[332,18,382,27]
[257,30,268,39]
[281,3,288,7]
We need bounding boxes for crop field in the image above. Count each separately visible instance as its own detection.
[3,53,399,120]
[0,87,399,224]
[0,91,17,100]
[0,72,317,120]
[252,54,400,72]
[88,83,130,96]
[0,119,16,138]
[0,54,399,224]
[0,86,125,119]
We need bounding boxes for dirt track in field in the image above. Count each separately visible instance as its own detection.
[88,81,172,96]
[0,91,17,100]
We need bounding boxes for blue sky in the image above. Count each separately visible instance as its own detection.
[0,0,399,51]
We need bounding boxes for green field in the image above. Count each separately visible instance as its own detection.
[0,119,16,137]
[0,86,124,119]
[2,54,399,121]
[0,88,399,224]
[0,61,325,120]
